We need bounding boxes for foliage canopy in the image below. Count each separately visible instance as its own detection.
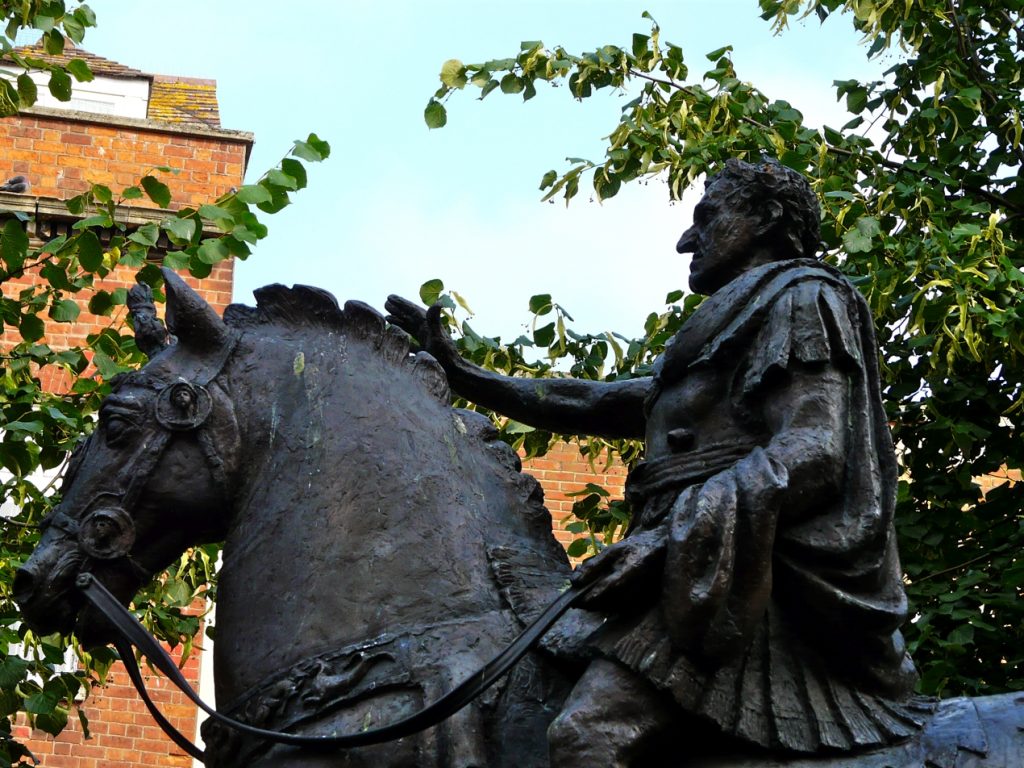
[427,0,1024,699]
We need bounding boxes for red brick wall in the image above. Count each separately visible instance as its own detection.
[0,110,245,338]
[522,442,627,552]
[1,112,246,206]
[2,107,246,765]
[14,643,203,768]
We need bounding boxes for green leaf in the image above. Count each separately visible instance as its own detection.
[292,134,330,162]
[66,58,93,82]
[235,184,273,204]
[504,420,535,434]
[49,298,80,323]
[500,74,524,94]
[198,204,234,229]
[73,213,113,230]
[280,159,308,190]
[2,219,29,269]
[424,100,447,129]
[47,67,71,101]
[842,216,880,253]
[5,420,43,433]
[632,33,651,58]
[65,194,87,215]
[479,79,499,99]
[0,659,29,688]
[92,351,127,379]
[162,217,197,245]
[24,690,58,716]
[567,538,592,558]
[19,314,44,342]
[43,29,64,54]
[121,185,143,200]
[16,73,37,106]
[128,222,159,247]
[440,59,467,89]
[539,170,558,191]
[419,278,444,305]
[255,186,289,214]
[533,322,555,346]
[305,133,331,159]
[705,44,733,61]
[141,175,172,208]
[91,184,112,204]
[162,251,189,270]
[196,238,230,265]
[77,230,102,271]
[266,168,298,190]
[529,294,553,315]
[87,290,112,315]
[845,86,868,114]
[62,12,85,42]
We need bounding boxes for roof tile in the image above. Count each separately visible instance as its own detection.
[148,75,221,129]
[8,40,147,79]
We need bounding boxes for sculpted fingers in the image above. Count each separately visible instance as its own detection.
[385,295,429,343]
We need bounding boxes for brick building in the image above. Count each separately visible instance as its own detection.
[1,43,251,768]
[1,43,625,768]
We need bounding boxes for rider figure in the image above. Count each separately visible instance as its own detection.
[388,159,924,765]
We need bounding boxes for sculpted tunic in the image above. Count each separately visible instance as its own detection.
[594,259,929,753]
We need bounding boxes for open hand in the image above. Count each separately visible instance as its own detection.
[385,295,430,344]
[385,296,459,369]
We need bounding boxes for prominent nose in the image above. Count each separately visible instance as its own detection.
[677,225,698,254]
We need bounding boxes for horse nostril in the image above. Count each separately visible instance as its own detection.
[13,567,36,604]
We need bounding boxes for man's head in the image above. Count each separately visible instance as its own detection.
[677,159,821,294]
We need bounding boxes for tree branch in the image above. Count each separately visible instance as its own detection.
[618,66,1024,215]
[998,9,1024,52]
[913,540,1014,584]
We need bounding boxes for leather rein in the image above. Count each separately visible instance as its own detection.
[78,572,591,761]
[68,330,593,761]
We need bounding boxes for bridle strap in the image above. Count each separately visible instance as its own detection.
[78,571,593,758]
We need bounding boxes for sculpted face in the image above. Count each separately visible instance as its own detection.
[676,179,782,295]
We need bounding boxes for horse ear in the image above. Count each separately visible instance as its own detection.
[161,267,230,349]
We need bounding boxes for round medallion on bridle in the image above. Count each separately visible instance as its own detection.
[79,507,136,560]
[155,380,212,431]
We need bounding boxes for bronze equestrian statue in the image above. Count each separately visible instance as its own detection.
[15,159,1024,766]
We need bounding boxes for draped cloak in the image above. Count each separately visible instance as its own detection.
[593,259,932,754]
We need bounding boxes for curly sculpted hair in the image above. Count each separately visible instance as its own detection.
[706,158,822,260]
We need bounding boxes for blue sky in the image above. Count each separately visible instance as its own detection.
[78,1,882,341]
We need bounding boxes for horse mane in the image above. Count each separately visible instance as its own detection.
[222,284,450,403]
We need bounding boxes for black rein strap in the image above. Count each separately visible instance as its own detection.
[77,572,593,761]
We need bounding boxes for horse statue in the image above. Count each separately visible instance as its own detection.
[14,269,576,768]
[13,268,1024,767]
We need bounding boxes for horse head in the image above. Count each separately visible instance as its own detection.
[15,269,240,647]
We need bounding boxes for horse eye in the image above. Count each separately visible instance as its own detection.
[103,415,134,446]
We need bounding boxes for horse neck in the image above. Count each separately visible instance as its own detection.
[211,326,497,701]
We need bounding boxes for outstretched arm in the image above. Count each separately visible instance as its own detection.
[385,296,648,440]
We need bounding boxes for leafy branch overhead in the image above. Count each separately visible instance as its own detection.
[427,0,1024,698]
[0,1,99,115]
